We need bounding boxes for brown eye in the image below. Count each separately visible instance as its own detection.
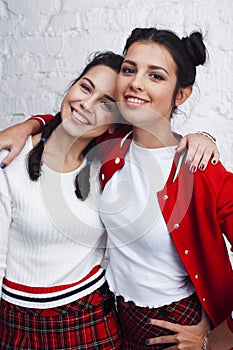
[121,66,135,74]
[100,100,113,112]
[80,84,91,93]
[150,73,163,81]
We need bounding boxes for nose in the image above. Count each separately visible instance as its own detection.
[130,74,144,92]
[80,96,95,112]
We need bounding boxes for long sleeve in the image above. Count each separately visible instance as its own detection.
[0,167,11,296]
[216,167,233,249]
[27,114,54,131]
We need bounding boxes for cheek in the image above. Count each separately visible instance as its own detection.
[94,101,119,124]
[153,87,174,106]
[60,98,65,110]
[97,111,117,126]
[60,93,71,111]
[116,78,125,101]
[83,124,110,139]
[60,101,67,120]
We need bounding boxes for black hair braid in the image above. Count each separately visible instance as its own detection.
[74,139,97,201]
[27,112,62,180]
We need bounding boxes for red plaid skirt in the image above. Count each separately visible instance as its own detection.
[0,283,122,350]
[117,292,202,350]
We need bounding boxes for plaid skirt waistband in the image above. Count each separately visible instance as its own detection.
[0,282,122,350]
[117,292,202,350]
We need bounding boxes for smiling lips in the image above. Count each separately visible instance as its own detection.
[125,96,148,106]
[71,107,91,125]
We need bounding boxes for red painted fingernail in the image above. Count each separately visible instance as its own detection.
[190,166,196,173]
[199,164,204,170]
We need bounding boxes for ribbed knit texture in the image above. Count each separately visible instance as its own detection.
[0,137,106,308]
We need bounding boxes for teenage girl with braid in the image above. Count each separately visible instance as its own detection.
[0,51,124,350]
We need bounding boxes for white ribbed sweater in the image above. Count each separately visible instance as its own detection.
[0,137,106,308]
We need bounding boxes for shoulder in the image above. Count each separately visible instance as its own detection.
[97,127,133,190]
[96,124,133,163]
[96,124,132,144]
[192,161,233,196]
[195,161,232,180]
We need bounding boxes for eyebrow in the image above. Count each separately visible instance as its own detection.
[123,59,170,76]
[82,77,116,103]
[82,77,95,88]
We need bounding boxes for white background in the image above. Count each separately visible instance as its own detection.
[0,0,233,171]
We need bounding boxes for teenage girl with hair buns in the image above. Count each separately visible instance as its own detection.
[97,28,233,349]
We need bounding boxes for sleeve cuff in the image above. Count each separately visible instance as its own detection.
[27,114,54,131]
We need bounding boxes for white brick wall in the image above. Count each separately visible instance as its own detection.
[0,0,233,170]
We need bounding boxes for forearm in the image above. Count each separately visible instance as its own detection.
[0,119,41,140]
[19,118,42,135]
[0,119,41,168]
[208,317,233,350]
[28,114,54,133]
[0,114,54,167]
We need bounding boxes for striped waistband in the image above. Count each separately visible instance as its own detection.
[2,266,106,308]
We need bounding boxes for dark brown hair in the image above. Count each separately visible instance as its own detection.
[123,27,207,112]
[27,51,124,200]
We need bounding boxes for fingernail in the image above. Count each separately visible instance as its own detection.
[190,166,196,173]
[146,318,151,323]
[199,164,204,171]
[212,159,217,165]
[185,159,190,166]
[145,340,150,345]
[0,163,6,169]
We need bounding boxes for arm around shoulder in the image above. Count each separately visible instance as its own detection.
[0,114,53,168]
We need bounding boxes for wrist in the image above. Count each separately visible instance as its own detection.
[196,131,216,144]
[202,330,211,350]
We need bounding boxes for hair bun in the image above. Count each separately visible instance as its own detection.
[182,32,206,66]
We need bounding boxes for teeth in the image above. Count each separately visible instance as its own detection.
[72,109,90,125]
[126,97,146,104]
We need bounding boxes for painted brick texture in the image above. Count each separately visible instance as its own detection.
[0,0,232,170]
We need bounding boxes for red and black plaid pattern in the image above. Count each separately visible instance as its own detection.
[117,292,202,350]
[0,283,122,350]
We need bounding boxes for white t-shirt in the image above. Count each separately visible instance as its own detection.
[100,141,194,308]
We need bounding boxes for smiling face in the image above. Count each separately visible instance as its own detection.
[61,65,119,139]
[116,41,190,128]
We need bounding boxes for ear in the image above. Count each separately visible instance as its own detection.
[175,86,192,107]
